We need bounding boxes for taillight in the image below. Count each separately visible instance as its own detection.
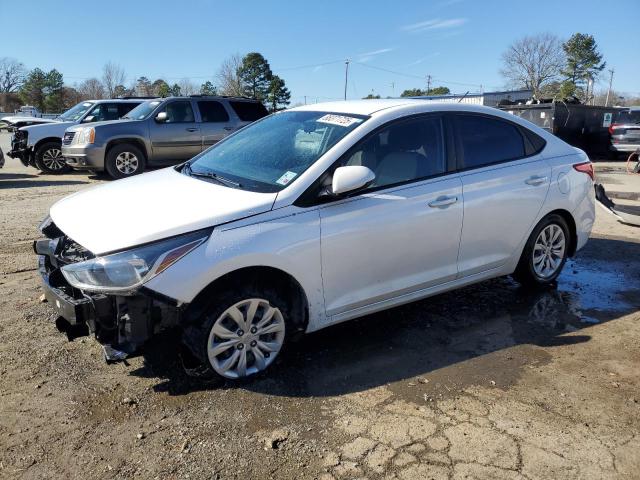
[573,161,594,181]
[608,123,620,135]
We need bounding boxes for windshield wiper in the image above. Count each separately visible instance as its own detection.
[183,162,242,188]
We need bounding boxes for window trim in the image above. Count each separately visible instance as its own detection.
[197,100,230,123]
[450,112,546,173]
[160,99,197,124]
[294,112,454,208]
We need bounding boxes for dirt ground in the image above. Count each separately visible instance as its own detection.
[1,134,639,480]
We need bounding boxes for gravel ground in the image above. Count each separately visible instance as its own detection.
[1,133,639,479]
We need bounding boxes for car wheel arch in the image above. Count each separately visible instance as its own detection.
[182,265,310,339]
[34,137,62,153]
[106,138,148,160]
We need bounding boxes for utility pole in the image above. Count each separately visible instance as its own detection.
[605,68,614,107]
[390,82,395,97]
[304,95,307,105]
[344,59,350,101]
[426,75,432,95]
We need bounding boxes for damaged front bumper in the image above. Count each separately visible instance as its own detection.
[8,131,32,166]
[34,223,183,362]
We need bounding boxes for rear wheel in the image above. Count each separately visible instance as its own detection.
[105,144,146,179]
[513,214,570,287]
[34,142,70,174]
[181,286,291,383]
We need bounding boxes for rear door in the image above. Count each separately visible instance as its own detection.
[196,100,235,150]
[453,113,551,277]
[149,99,201,163]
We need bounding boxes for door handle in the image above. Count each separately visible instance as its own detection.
[223,126,234,131]
[428,195,458,208]
[525,175,547,186]
[186,127,198,132]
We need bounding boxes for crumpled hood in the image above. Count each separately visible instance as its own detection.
[49,167,277,254]
[1,116,57,125]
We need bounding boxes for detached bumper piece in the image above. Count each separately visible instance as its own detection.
[34,225,182,363]
[595,184,640,227]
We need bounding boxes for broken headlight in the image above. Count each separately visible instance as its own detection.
[61,229,210,293]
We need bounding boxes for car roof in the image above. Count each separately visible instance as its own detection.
[290,99,519,118]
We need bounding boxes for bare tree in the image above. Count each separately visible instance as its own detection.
[500,33,565,98]
[77,78,105,100]
[102,61,126,98]
[178,78,198,96]
[216,54,245,97]
[0,57,27,93]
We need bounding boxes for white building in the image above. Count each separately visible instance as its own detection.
[412,89,533,107]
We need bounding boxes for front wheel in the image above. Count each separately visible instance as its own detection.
[181,287,290,383]
[513,214,571,287]
[34,142,70,174]
[105,144,146,179]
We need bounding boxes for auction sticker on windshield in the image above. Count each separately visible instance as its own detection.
[276,171,298,186]
[317,114,362,127]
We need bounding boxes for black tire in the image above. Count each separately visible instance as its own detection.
[513,214,571,288]
[34,141,70,174]
[181,283,293,384]
[105,143,146,180]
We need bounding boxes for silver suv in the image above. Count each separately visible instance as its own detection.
[61,96,269,179]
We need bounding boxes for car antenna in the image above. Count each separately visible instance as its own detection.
[458,91,470,103]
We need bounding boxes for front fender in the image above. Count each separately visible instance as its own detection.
[143,209,326,330]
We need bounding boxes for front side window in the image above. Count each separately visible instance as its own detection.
[187,111,367,192]
[198,101,229,123]
[88,103,121,122]
[455,115,525,169]
[341,116,446,189]
[160,100,195,123]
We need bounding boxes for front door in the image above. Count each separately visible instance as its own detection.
[318,115,463,317]
[150,99,201,163]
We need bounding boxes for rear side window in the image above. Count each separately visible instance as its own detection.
[455,115,526,169]
[230,101,269,121]
[197,101,230,123]
[522,128,546,155]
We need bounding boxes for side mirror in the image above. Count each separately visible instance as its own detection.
[155,111,168,123]
[331,165,375,195]
[82,115,95,123]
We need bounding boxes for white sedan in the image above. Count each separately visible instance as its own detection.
[35,99,595,382]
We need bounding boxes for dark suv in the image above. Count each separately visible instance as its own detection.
[61,96,269,179]
[609,108,640,158]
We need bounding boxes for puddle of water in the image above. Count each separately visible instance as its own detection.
[557,259,633,313]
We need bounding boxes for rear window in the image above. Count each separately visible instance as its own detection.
[230,101,269,121]
[614,110,640,125]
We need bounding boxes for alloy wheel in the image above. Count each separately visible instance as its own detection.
[115,151,139,175]
[207,298,286,379]
[42,148,66,171]
[532,224,566,279]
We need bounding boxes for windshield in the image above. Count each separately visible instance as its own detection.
[614,110,640,125]
[57,102,94,121]
[187,111,368,192]
[124,100,162,120]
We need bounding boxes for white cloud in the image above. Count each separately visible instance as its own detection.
[356,47,394,63]
[358,48,394,57]
[401,18,467,33]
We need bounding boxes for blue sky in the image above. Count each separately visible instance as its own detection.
[3,0,638,104]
